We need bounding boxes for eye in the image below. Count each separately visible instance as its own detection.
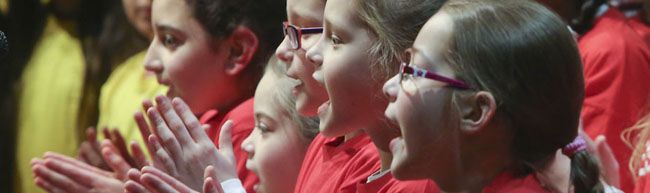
[330,34,342,45]
[256,123,271,134]
[161,34,180,48]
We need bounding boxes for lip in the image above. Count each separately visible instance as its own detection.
[292,82,304,96]
[317,100,330,116]
[389,137,404,154]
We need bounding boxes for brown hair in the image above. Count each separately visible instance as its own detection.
[265,57,320,140]
[357,0,447,81]
[184,0,286,94]
[441,0,602,192]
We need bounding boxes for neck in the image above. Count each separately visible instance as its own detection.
[439,126,514,193]
[364,120,398,172]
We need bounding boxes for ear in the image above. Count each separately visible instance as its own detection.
[225,26,259,75]
[458,91,497,134]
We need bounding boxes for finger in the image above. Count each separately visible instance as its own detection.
[155,95,193,146]
[125,180,151,193]
[203,177,223,193]
[131,141,151,168]
[142,166,195,193]
[86,127,97,144]
[172,97,210,142]
[135,110,161,167]
[43,159,98,187]
[34,177,67,193]
[33,163,88,192]
[103,126,113,141]
[595,135,620,188]
[218,120,236,159]
[79,141,108,169]
[141,173,183,193]
[142,99,155,115]
[43,152,113,177]
[101,140,133,180]
[111,129,138,167]
[149,134,176,176]
[579,131,599,158]
[203,125,211,137]
[147,107,183,158]
[203,166,224,193]
[128,168,143,183]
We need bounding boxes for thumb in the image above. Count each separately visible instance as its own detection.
[218,120,235,160]
[595,135,620,188]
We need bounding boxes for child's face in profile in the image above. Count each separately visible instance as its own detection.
[122,0,153,38]
[144,0,230,115]
[383,12,462,182]
[275,0,329,117]
[242,72,310,193]
[305,0,387,138]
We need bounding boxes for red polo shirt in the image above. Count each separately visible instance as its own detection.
[578,7,650,192]
[355,169,440,193]
[293,133,380,193]
[199,98,258,193]
[629,14,650,47]
[481,171,549,193]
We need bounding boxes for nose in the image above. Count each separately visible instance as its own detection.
[276,36,294,63]
[383,75,400,102]
[143,43,163,74]
[241,132,255,157]
[305,36,324,68]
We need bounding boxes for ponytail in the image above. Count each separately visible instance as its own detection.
[564,137,604,193]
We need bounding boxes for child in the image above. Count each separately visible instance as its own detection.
[383,0,603,192]
[31,0,285,192]
[240,57,319,193]
[78,0,168,170]
[123,57,321,193]
[131,0,285,191]
[294,0,442,192]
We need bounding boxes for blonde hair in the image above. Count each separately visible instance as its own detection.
[625,113,650,179]
[264,57,320,140]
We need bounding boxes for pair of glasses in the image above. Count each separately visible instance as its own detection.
[282,22,323,50]
[399,62,472,90]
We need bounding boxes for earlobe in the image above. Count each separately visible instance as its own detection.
[459,91,497,133]
[225,26,259,75]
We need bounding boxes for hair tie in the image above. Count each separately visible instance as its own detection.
[562,136,587,158]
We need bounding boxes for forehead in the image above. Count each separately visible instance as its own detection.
[323,0,359,26]
[288,0,325,23]
[413,11,454,63]
[152,0,193,24]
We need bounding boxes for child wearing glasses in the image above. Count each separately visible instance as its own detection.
[296,0,444,192]
[383,0,603,192]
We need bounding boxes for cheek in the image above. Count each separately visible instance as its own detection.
[255,138,305,193]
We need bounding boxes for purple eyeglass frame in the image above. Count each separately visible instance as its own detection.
[282,22,323,50]
[399,62,472,89]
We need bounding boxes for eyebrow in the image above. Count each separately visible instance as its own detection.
[156,24,180,34]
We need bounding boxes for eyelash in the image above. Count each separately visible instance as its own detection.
[161,34,180,49]
[330,34,342,45]
[256,123,271,133]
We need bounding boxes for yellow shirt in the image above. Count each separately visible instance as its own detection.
[96,50,167,156]
[14,16,85,193]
